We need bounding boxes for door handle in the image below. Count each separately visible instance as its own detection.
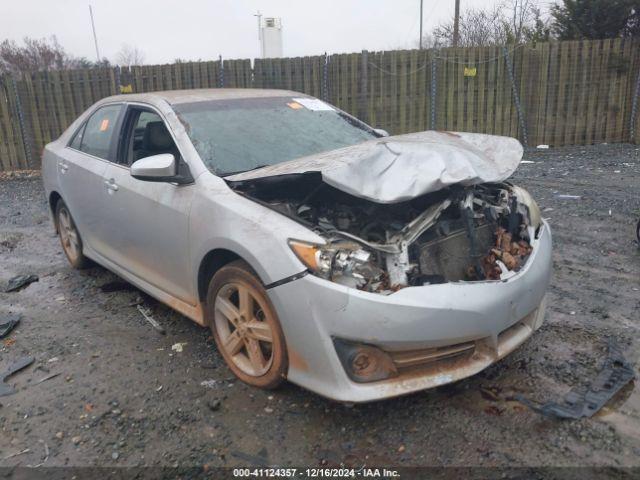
[104,179,119,192]
[58,161,69,173]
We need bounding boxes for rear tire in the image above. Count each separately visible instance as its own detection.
[205,260,288,389]
[55,199,89,269]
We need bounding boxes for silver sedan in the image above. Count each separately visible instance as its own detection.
[42,89,552,402]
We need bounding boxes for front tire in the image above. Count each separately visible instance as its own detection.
[55,199,89,269]
[206,260,288,389]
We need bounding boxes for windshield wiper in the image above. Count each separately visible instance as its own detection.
[220,164,271,177]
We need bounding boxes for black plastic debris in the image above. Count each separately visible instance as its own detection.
[0,313,21,338]
[0,356,35,397]
[517,341,635,419]
[4,274,39,293]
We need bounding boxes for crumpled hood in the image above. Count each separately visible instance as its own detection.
[226,131,523,203]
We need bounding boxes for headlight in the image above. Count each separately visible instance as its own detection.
[288,240,332,276]
[288,239,382,288]
[511,185,541,229]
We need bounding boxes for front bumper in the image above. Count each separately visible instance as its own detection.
[267,221,553,402]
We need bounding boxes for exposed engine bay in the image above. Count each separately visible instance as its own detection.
[228,172,542,294]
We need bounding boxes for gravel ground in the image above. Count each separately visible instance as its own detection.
[0,143,639,469]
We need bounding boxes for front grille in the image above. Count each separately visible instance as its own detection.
[387,341,476,370]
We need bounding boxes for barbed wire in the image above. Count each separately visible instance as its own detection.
[365,43,526,77]
[433,43,526,65]
[366,61,430,77]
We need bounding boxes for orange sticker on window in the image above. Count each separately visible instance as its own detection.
[287,102,303,110]
[99,119,110,131]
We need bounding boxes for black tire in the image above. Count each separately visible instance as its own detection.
[55,199,89,269]
[205,260,288,389]
[637,218,640,245]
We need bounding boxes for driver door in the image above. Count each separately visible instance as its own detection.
[99,105,196,304]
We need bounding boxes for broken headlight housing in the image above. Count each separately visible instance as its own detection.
[288,239,383,289]
[510,185,541,229]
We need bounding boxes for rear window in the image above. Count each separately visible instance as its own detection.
[174,97,377,176]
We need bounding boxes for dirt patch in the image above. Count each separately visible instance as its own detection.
[0,144,639,468]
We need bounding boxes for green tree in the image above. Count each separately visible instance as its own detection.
[551,0,639,39]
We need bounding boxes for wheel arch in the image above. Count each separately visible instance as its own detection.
[198,248,260,303]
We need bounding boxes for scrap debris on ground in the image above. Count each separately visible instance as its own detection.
[517,341,636,419]
[0,313,21,338]
[0,356,34,397]
[137,304,166,335]
[3,274,38,292]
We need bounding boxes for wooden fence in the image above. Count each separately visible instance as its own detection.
[1,38,640,171]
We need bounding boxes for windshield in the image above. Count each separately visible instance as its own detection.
[174,96,378,176]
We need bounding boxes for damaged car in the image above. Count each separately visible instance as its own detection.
[42,89,552,402]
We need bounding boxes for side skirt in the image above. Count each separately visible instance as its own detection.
[83,246,205,326]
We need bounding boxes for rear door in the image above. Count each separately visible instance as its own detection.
[59,104,123,256]
[99,105,195,304]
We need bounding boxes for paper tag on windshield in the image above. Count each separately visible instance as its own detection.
[292,98,334,111]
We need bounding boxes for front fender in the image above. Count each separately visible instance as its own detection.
[189,174,323,289]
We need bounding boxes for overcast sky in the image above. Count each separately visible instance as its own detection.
[1,0,552,64]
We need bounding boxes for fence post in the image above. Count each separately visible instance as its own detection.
[218,55,224,88]
[630,67,640,144]
[503,46,528,147]
[10,76,33,169]
[114,66,122,94]
[360,50,368,123]
[322,52,329,102]
[431,52,437,130]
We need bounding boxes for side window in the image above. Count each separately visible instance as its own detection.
[125,109,180,166]
[69,123,86,150]
[78,105,122,160]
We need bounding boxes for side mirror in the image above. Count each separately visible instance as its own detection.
[131,153,176,181]
[373,128,390,137]
[130,154,193,184]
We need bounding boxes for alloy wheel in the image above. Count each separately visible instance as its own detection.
[214,281,275,377]
[58,206,80,262]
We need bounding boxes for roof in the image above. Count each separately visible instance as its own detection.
[100,88,305,105]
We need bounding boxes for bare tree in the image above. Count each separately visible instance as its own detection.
[417,33,439,49]
[0,36,97,73]
[115,44,145,67]
[506,0,532,43]
[428,1,550,48]
[502,0,550,43]
[432,6,508,47]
